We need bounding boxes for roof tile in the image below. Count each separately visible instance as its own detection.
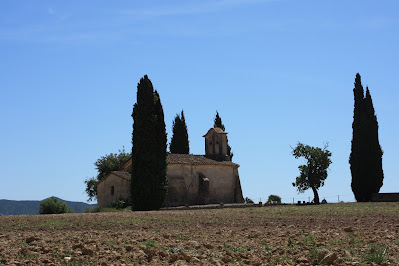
[168,154,238,167]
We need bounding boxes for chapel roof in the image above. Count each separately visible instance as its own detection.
[118,153,238,171]
[119,158,132,171]
[168,154,238,167]
[111,171,131,180]
[97,170,132,185]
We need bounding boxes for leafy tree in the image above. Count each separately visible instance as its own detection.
[170,110,189,154]
[213,111,233,160]
[267,195,282,204]
[131,75,168,211]
[292,143,332,204]
[39,197,73,214]
[84,177,98,202]
[84,148,131,202]
[350,73,384,202]
[94,148,131,180]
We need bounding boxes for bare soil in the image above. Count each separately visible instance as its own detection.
[0,203,398,265]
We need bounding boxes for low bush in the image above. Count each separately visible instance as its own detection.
[111,199,127,209]
[267,195,282,204]
[39,197,73,214]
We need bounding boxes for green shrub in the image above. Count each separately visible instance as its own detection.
[39,197,73,214]
[111,199,127,209]
[267,195,282,204]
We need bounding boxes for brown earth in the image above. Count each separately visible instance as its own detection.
[0,203,398,265]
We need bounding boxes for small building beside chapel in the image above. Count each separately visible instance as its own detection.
[97,127,244,208]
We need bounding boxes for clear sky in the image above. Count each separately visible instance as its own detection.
[1,1,398,204]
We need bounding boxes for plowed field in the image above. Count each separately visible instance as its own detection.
[1,203,398,265]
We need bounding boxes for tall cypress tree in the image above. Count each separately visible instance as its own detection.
[131,75,168,211]
[350,73,383,202]
[214,111,225,131]
[170,110,189,154]
[350,74,364,201]
[213,111,233,160]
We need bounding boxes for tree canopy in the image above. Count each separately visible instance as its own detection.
[170,110,189,154]
[39,197,73,214]
[292,142,332,204]
[131,75,168,211]
[350,73,384,202]
[267,195,282,204]
[84,148,131,202]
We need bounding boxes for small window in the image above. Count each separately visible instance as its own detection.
[210,142,212,145]
[111,186,115,196]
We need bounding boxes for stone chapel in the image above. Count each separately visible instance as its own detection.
[97,127,244,208]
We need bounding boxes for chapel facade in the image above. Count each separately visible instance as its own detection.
[97,127,244,208]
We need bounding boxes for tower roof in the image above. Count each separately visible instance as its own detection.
[202,127,228,138]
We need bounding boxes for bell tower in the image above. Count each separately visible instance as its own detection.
[203,127,230,161]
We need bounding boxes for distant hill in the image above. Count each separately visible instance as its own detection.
[0,198,96,215]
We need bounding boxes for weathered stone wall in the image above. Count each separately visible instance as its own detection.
[233,167,244,203]
[97,163,244,208]
[164,164,242,207]
[97,174,130,208]
[204,128,228,160]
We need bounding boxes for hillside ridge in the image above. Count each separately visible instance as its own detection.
[0,198,96,215]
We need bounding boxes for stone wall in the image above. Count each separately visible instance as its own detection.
[97,163,244,208]
[164,164,243,207]
[97,174,130,208]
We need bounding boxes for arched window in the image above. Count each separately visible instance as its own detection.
[111,186,115,196]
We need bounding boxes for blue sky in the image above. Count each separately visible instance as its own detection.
[1,0,398,203]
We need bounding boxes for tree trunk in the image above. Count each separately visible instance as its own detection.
[311,187,320,204]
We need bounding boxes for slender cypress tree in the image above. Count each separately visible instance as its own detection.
[170,110,189,154]
[350,74,364,201]
[350,73,383,202]
[131,75,167,211]
[214,111,225,131]
[213,111,233,160]
[152,90,168,207]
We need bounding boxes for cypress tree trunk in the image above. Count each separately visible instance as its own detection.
[131,75,167,211]
[350,74,383,202]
